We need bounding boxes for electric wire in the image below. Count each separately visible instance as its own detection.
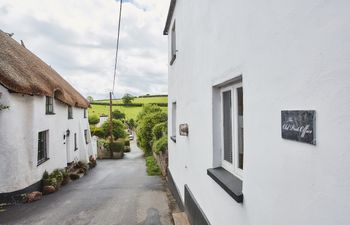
[112,0,123,94]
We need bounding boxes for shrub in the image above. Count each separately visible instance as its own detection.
[91,127,104,138]
[136,107,167,156]
[112,109,126,120]
[145,156,161,176]
[108,139,125,152]
[101,119,127,139]
[152,122,167,140]
[69,173,80,180]
[153,136,168,154]
[51,169,63,184]
[88,115,100,125]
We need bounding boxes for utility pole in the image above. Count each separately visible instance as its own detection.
[109,92,113,158]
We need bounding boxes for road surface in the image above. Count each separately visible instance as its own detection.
[0,140,173,225]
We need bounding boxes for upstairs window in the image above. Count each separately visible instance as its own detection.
[68,106,73,119]
[38,130,49,165]
[220,82,244,178]
[170,21,176,65]
[84,109,87,118]
[46,96,54,114]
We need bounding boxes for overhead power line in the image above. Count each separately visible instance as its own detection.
[112,0,123,94]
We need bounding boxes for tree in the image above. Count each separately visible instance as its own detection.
[136,104,163,122]
[122,93,134,105]
[112,109,125,120]
[136,109,167,156]
[101,119,127,139]
[88,115,100,125]
[126,118,136,130]
[87,96,94,103]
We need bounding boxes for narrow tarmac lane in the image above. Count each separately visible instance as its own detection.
[0,140,173,225]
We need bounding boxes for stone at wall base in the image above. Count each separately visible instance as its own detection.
[26,191,42,203]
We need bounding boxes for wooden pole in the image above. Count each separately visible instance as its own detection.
[109,92,113,158]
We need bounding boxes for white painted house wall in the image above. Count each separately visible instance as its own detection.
[0,84,95,193]
[167,1,350,225]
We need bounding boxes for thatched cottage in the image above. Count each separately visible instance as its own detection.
[0,30,96,198]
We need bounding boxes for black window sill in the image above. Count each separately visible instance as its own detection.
[46,112,55,115]
[170,135,176,143]
[37,158,50,166]
[207,167,243,203]
[74,148,78,151]
[170,55,176,65]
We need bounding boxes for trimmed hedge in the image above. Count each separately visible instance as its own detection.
[152,136,168,154]
[109,140,125,153]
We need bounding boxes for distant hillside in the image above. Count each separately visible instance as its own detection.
[89,95,168,120]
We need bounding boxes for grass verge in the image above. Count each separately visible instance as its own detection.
[145,156,161,176]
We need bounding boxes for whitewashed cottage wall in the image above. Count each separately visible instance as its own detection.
[0,84,94,193]
[167,0,350,225]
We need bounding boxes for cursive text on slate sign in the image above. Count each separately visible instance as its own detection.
[281,110,316,145]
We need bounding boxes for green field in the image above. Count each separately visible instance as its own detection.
[89,96,168,120]
[95,96,168,105]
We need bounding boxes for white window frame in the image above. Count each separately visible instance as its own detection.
[220,82,243,179]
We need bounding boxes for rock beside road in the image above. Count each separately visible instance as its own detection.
[43,185,56,195]
[25,191,42,203]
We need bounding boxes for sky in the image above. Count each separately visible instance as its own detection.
[0,0,170,100]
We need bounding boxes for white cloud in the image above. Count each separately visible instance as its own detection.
[0,0,170,99]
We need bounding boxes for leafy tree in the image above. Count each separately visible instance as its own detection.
[122,93,134,105]
[88,115,100,125]
[136,110,167,156]
[126,118,136,130]
[136,104,163,122]
[87,96,94,103]
[112,109,126,120]
[101,119,127,139]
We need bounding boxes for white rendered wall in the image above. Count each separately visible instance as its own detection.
[0,84,94,193]
[167,1,350,225]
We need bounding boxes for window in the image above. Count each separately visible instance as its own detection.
[84,129,89,144]
[220,82,244,178]
[68,106,73,119]
[46,96,54,114]
[170,21,176,65]
[171,102,177,142]
[38,130,49,165]
[84,109,87,118]
[74,133,78,150]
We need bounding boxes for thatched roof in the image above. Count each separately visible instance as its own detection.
[0,30,89,108]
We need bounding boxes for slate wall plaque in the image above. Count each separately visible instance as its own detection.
[281,110,316,145]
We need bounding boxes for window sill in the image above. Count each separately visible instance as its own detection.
[37,158,50,166]
[207,167,243,203]
[170,135,176,143]
[68,118,73,120]
[46,112,55,115]
[170,55,176,65]
[74,148,78,151]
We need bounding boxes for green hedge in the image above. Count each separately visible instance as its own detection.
[145,156,161,176]
[109,139,125,152]
[152,136,168,154]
